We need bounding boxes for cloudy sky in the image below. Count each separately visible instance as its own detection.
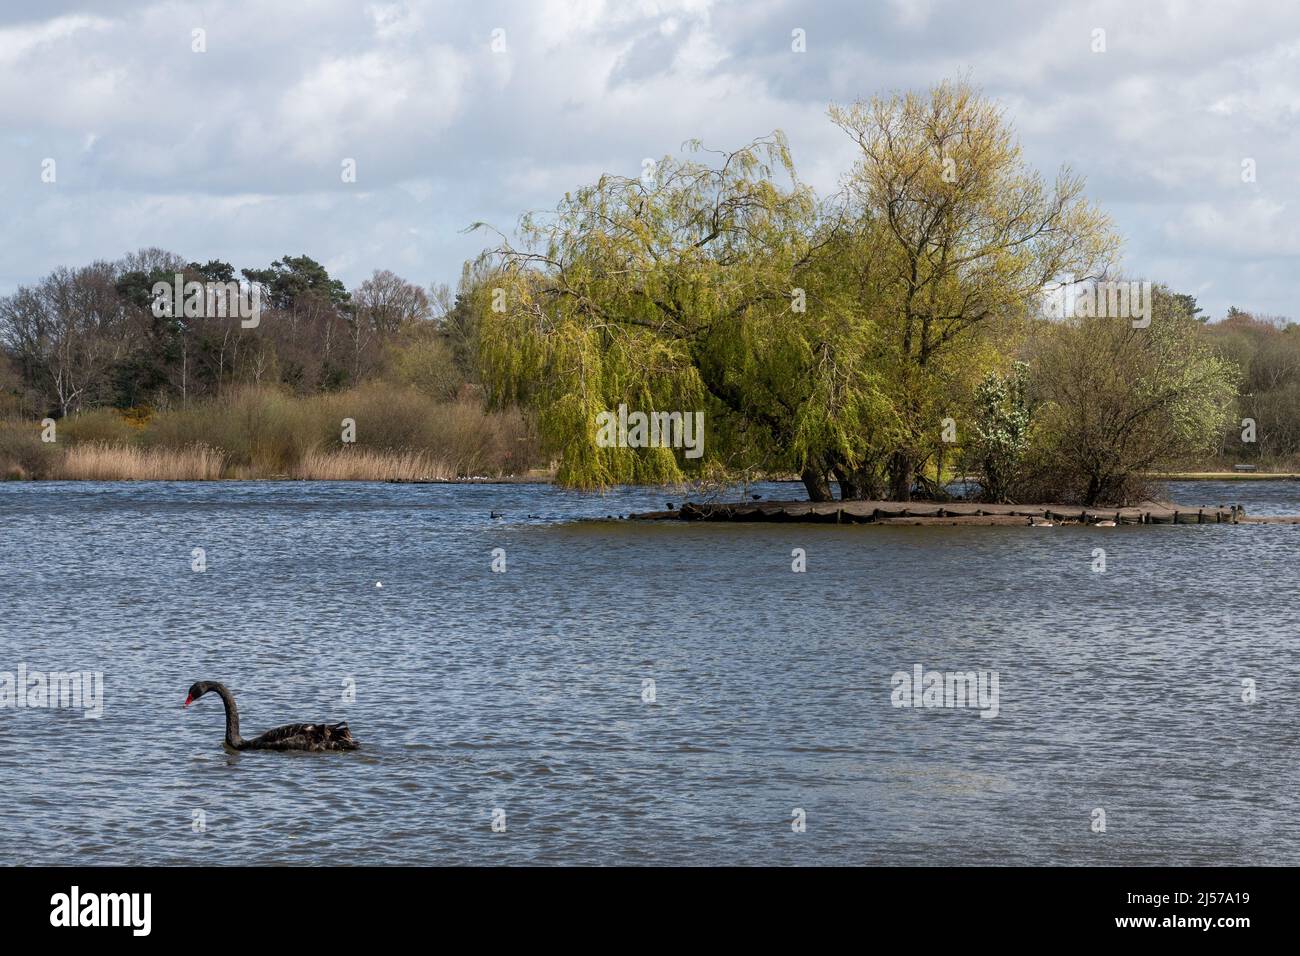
[1,0,1296,319]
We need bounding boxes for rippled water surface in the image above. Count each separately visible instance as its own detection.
[1,479,1298,865]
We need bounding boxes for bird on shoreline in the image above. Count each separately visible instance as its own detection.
[184,681,358,752]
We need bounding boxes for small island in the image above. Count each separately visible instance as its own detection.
[630,498,1300,525]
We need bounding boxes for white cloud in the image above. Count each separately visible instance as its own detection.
[0,0,1296,321]
[0,13,110,64]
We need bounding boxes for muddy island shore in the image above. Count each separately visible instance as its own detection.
[629,499,1300,525]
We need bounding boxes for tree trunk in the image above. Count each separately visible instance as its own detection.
[832,463,864,500]
[887,451,916,501]
[833,462,883,500]
[1082,471,1096,506]
[801,464,834,502]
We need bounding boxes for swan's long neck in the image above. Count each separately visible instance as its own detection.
[210,683,243,747]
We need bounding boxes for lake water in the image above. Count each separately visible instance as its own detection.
[1,478,1297,865]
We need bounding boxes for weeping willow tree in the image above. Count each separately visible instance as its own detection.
[473,133,894,495]
[473,79,1122,501]
[828,79,1119,499]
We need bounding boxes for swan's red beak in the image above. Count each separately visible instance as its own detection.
[184,693,193,708]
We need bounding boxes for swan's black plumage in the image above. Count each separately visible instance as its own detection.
[185,681,358,752]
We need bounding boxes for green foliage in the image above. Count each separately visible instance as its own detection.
[475,131,841,489]
[242,254,350,310]
[1027,287,1240,504]
[1170,292,1204,323]
[475,79,1120,500]
[970,362,1032,503]
[828,79,1118,498]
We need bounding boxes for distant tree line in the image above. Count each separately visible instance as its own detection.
[0,250,483,418]
[1199,311,1300,463]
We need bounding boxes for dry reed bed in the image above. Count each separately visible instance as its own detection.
[293,449,456,481]
[58,443,226,480]
[54,443,460,481]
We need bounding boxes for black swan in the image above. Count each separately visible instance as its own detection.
[184,681,359,752]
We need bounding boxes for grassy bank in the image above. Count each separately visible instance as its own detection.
[0,384,542,481]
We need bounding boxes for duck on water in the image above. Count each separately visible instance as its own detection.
[184,681,359,752]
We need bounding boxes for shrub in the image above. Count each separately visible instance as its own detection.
[967,362,1033,503]
[56,407,139,445]
[0,422,59,479]
[1026,304,1238,505]
[387,334,463,400]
